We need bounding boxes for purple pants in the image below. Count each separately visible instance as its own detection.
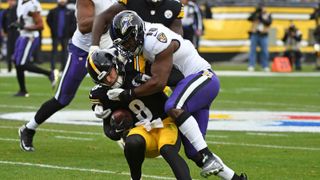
[14,36,40,65]
[165,70,220,158]
[54,43,88,105]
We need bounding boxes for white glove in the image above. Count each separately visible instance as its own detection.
[89,45,100,55]
[94,105,111,119]
[107,88,125,101]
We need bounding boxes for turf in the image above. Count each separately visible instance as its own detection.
[0,65,320,179]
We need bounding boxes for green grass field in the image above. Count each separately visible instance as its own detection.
[1,63,320,179]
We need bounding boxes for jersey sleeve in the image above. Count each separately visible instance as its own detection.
[143,25,173,61]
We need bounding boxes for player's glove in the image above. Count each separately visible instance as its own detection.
[94,105,111,119]
[88,45,100,56]
[9,21,24,30]
[107,88,136,103]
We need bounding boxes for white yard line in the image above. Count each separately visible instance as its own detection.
[207,141,320,151]
[54,136,94,141]
[0,160,176,180]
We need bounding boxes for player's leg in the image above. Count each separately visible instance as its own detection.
[158,118,192,180]
[124,134,147,180]
[165,71,224,177]
[19,43,88,151]
[13,36,28,96]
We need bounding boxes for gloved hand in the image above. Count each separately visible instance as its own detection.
[88,45,100,56]
[107,88,135,103]
[94,105,111,119]
[9,21,24,30]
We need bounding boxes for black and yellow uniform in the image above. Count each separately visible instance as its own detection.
[118,0,184,27]
[89,57,191,180]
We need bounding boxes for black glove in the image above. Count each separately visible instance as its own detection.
[119,89,136,103]
[9,21,24,30]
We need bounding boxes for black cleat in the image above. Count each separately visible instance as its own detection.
[240,173,248,180]
[18,125,36,152]
[200,153,224,178]
[14,91,29,97]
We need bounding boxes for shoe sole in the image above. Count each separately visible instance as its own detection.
[18,128,34,152]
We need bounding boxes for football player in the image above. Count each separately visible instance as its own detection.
[87,49,192,180]
[106,11,247,179]
[13,0,59,97]
[90,0,184,53]
[18,0,116,151]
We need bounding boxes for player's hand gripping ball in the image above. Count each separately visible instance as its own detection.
[110,109,134,133]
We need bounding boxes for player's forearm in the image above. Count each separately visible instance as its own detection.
[78,16,95,34]
[133,77,167,97]
[91,13,108,46]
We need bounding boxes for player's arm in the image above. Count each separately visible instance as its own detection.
[133,42,177,97]
[91,3,126,46]
[76,0,95,34]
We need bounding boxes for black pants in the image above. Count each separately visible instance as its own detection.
[50,37,69,71]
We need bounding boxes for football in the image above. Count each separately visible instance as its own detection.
[110,109,134,132]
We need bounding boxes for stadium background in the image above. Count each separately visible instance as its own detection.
[0,0,319,62]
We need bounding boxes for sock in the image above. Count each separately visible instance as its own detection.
[24,63,50,76]
[213,152,235,180]
[34,98,65,124]
[26,119,39,130]
[16,65,26,92]
[177,112,207,151]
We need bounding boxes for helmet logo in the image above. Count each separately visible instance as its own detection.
[164,10,173,19]
[120,14,134,35]
[157,32,167,43]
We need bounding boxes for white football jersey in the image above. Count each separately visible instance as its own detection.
[17,0,42,37]
[72,0,117,52]
[143,23,211,77]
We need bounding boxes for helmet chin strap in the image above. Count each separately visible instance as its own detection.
[111,75,124,88]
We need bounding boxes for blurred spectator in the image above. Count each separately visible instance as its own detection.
[310,3,320,70]
[181,0,203,50]
[282,22,302,71]
[46,0,76,71]
[247,5,272,72]
[2,0,19,73]
[204,0,212,19]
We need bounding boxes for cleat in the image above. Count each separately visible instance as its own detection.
[14,91,29,97]
[240,173,248,180]
[200,153,224,178]
[49,69,59,89]
[18,125,36,152]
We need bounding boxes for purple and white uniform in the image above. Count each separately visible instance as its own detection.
[14,0,42,65]
[54,0,116,105]
[143,23,220,158]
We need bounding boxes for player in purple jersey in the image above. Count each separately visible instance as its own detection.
[107,11,247,179]
[18,0,115,152]
[13,0,59,97]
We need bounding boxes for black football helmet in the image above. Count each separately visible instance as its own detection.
[110,10,145,56]
[86,48,125,88]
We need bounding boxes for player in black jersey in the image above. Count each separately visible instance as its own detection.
[87,49,191,180]
[91,0,184,51]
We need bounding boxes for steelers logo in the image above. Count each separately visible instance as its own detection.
[164,10,173,19]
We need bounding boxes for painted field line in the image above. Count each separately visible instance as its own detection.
[208,141,320,151]
[0,160,176,180]
[0,125,102,136]
[0,104,39,110]
[0,137,19,142]
[246,132,288,137]
[55,136,94,141]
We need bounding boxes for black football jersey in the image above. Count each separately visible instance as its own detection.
[118,0,183,27]
[89,57,168,123]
